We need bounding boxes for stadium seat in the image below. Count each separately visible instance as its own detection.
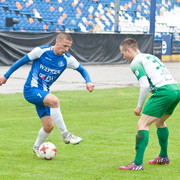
[0,0,179,35]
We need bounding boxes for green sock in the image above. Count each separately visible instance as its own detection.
[134,130,149,165]
[157,127,169,157]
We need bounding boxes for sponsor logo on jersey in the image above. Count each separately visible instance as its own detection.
[39,73,53,82]
[45,75,53,82]
[39,73,47,79]
[40,64,62,74]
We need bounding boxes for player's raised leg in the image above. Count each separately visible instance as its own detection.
[44,94,82,144]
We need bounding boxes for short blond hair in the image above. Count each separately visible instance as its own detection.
[56,32,72,42]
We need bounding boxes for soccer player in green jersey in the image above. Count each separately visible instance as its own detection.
[118,38,180,170]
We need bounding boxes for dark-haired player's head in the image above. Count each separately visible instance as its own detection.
[119,38,140,62]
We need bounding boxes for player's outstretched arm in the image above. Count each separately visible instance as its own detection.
[0,76,7,86]
[75,64,95,92]
[3,55,31,80]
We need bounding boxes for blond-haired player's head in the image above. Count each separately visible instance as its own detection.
[56,32,72,42]
[54,32,72,55]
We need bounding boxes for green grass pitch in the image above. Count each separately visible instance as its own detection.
[0,87,179,180]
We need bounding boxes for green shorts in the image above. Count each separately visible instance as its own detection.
[142,84,180,118]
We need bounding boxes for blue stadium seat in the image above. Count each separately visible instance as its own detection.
[0,0,180,34]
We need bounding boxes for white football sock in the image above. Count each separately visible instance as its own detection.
[34,128,50,148]
[50,107,68,134]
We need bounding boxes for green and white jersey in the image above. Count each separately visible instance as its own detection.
[131,53,177,91]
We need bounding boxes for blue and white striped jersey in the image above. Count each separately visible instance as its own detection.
[25,46,80,91]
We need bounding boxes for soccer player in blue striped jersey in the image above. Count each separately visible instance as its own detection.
[0,32,95,157]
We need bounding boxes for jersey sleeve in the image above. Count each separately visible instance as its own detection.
[131,59,150,108]
[27,47,43,61]
[75,64,92,83]
[66,54,80,69]
[137,76,150,107]
[131,60,146,80]
[4,55,31,79]
[137,86,150,108]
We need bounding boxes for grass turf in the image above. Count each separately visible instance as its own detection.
[0,87,179,180]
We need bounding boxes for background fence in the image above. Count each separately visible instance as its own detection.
[0,31,153,65]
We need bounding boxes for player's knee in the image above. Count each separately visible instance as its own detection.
[155,121,166,128]
[137,121,149,130]
[44,123,54,133]
[44,94,59,107]
[137,115,155,130]
[41,116,54,133]
[50,98,59,107]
